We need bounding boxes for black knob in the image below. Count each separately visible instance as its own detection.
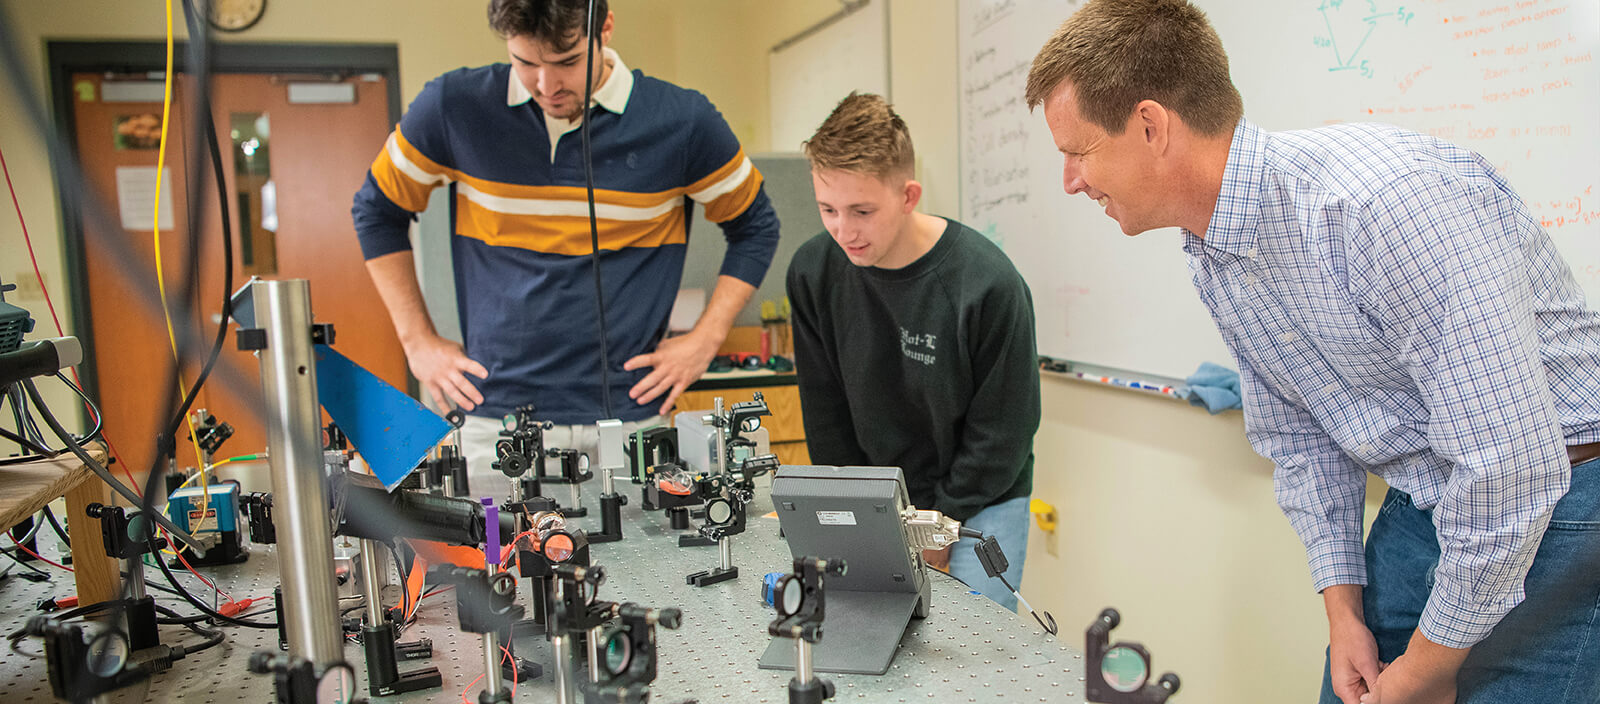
[657,607,682,630]
[1099,608,1120,629]
[1159,673,1181,694]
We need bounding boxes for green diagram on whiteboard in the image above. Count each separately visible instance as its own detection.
[1313,0,1416,78]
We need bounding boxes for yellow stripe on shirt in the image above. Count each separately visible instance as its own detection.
[687,149,764,223]
[455,194,687,256]
[452,173,687,211]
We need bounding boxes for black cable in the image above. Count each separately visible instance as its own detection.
[387,541,412,623]
[2,509,44,547]
[0,16,270,669]
[0,423,51,455]
[41,505,70,545]
[121,567,183,598]
[53,372,102,444]
[8,599,116,641]
[0,5,252,495]
[156,610,212,625]
[581,0,614,418]
[157,0,236,481]
[129,5,230,651]
[20,379,203,552]
[0,374,103,464]
[995,571,1057,635]
[147,538,277,629]
[142,0,229,496]
[153,604,226,652]
[8,385,46,447]
[172,621,225,656]
[156,612,211,625]
[0,541,51,577]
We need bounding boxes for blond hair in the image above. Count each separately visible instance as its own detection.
[1024,0,1242,136]
[802,92,915,179]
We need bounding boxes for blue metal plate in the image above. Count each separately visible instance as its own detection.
[314,345,448,491]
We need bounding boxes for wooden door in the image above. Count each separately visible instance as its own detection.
[75,71,405,479]
[71,73,206,480]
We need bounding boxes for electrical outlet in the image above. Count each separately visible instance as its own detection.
[10,271,44,298]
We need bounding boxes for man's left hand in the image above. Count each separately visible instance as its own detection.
[1360,630,1466,704]
[624,330,721,415]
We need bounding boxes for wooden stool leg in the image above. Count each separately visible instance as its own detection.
[64,479,121,605]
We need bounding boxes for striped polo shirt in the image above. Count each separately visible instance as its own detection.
[352,50,780,424]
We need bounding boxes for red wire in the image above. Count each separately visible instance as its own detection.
[459,640,517,703]
[0,144,65,338]
[169,535,234,603]
[7,533,74,572]
[0,143,143,495]
[503,644,518,695]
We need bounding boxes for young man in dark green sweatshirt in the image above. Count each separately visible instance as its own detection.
[786,93,1041,611]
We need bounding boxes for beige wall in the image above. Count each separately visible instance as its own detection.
[747,3,1388,702]
[2,1,1383,702]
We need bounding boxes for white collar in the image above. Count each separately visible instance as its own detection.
[506,46,633,114]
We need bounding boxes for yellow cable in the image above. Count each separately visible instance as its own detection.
[172,454,260,491]
[149,0,211,536]
[159,453,263,557]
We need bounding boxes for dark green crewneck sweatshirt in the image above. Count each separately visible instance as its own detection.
[785,218,1040,521]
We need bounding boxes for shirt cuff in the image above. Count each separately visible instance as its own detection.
[718,250,771,288]
[1306,536,1368,593]
[1417,571,1522,648]
[357,226,414,260]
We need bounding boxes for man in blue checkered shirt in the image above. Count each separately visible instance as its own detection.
[1026,1,1600,703]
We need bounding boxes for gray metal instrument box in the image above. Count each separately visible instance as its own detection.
[759,465,931,675]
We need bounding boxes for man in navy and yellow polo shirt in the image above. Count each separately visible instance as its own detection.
[352,0,780,495]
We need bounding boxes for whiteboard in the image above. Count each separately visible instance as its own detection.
[959,0,1600,380]
[769,0,890,152]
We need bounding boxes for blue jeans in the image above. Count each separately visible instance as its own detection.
[947,496,1030,612]
[1318,460,1600,704]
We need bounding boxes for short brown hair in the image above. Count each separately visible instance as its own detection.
[803,92,915,180]
[488,0,608,52]
[1024,0,1242,137]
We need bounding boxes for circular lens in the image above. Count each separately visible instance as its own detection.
[603,630,630,675]
[779,577,804,616]
[502,414,517,431]
[706,499,733,525]
[1101,646,1149,693]
[543,532,575,562]
[126,513,151,544]
[84,629,128,678]
[490,572,517,597]
[316,665,357,703]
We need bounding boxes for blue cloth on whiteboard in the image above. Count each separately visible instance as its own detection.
[1181,362,1241,414]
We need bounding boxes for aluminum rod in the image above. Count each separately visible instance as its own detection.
[253,278,343,670]
[713,397,727,475]
[483,631,504,697]
[359,540,385,629]
[588,625,604,683]
[796,638,813,685]
[553,634,577,704]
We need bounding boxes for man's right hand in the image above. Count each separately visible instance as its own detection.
[1326,585,1384,704]
[404,333,489,412]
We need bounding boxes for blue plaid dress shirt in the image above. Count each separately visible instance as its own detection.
[1185,119,1600,647]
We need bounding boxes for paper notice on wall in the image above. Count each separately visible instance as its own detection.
[115,166,175,231]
